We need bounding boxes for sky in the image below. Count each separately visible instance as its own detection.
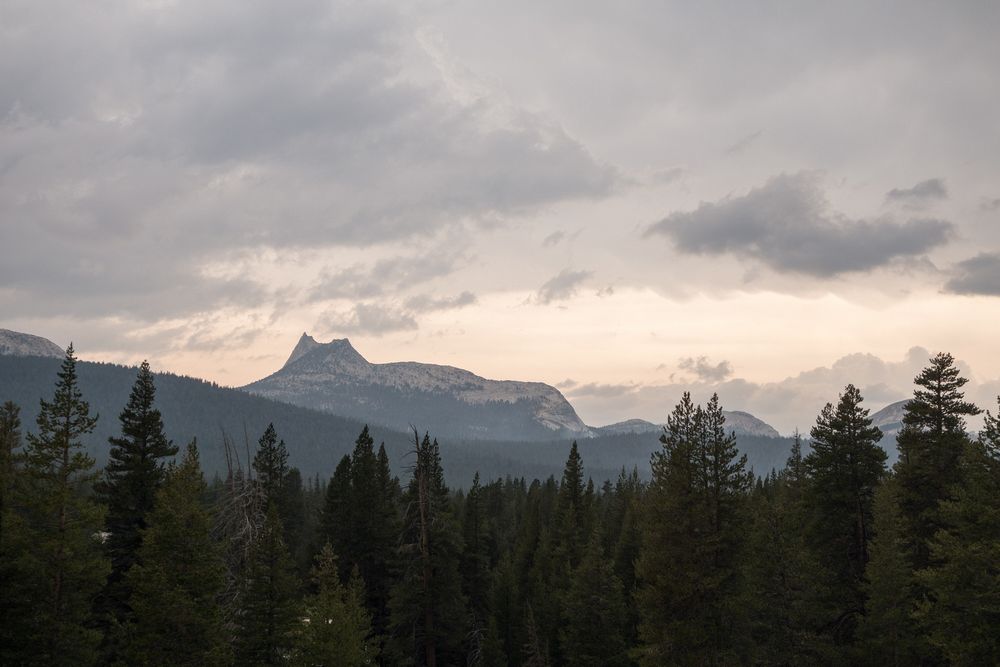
[2,0,1000,433]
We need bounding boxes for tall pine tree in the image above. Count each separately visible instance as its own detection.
[16,344,109,664]
[95,360,178,647]
[802,384,886,642]
[895,352,979,572]
[126,441,229,666]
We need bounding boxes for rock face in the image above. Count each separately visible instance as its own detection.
[243,334,592,441]
[870,399,909,440]
[594,410,781,438]
[0,329,64,359]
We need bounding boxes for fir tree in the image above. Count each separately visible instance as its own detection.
[858,479,922,666]
[254,422,290,507]
[895,352,979,571]
[560,534,630,667]
[235,504,301,665]
[802,384,886,642]
[16,344,109,664]
[915,431,1000,664]
[126,442,229,666]
[95,360,178,646]
[321,454,352,574]
[0,400,21,513]
[636,392,751,665]
[296,542,379,666]
[387,432,467,666]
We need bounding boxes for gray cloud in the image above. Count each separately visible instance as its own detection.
[646,173,954,277]
[944,253,1000,296]
[310,251,465,302]
[0,0,616,324]
[542,231,566,247]
[404,291,477,311]
[565,382,639,398]
[535,268,593,304]
[980,197,1000,212]
[724,129,762,155]
[678,356,734,382]
[318,302,418,336]
[886,178,948,202]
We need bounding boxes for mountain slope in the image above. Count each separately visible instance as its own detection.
[243,334,591,441]
[594,410,781,438]
[0,329,64,359]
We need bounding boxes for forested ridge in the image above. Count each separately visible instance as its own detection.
[1,346,998,665]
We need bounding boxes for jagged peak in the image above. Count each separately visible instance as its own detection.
[282,332,322,368]
[282,333,367,369]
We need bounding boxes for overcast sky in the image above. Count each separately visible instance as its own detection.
[3,0,1000,432]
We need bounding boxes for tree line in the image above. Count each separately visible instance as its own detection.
[0,346,998,665]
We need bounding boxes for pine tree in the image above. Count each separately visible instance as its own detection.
[560,534,630,667]
[16,344,109,664]
[321,454,352,571]
[915,420,1000,664]
[555,441,587,569]
[0,400,32,665]
[296,542,378,666]
[0,400,21,513]
[462,472,492,626]
[636,392,751,665]
[387,432,467,666]
[895,352,979,571]
[94,360,178,646]
[254,422,290,507]
[126,442,229,666]
[858,479,922,666]
[235,504,301,665]
[802,384,886,642]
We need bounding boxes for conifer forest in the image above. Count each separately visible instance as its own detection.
[1,345,998,666]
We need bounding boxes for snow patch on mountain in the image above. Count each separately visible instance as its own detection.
[0,329,64,359]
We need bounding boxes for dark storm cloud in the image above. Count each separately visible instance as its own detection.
[535,269,593,304]
[646,173,953,277]
[678,356,734,382]
[944,253,1000,296]
[0,0,616,323]
[885,178,948,203]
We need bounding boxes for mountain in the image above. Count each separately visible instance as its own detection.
[871,399,908,438]
[594,410,781,438]
[243,334,591,441]
[0,329,64,359]
[0,351,799,485]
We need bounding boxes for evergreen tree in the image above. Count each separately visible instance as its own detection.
[0,400,31,665]
[235,504,301,665]
[296,542,378,666]
[321,453,352,571]
[802,384,886,642]
[387,432,467,666]
[858,478,922,666]
[636,392,751,665]
[555,441,587,569]
[254,422,290,507]
[94,360,178,647]
[915,427,1000,664]
[126,442,229,666]
[895,352,979,571]
[560,534,630,667]
[0,400,20,513]
[462,472,492,626]
[15,344,109,664]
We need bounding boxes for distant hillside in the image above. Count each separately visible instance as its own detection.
[244,334,591,441]
[0,355,798,485]
[594,410,780,438]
